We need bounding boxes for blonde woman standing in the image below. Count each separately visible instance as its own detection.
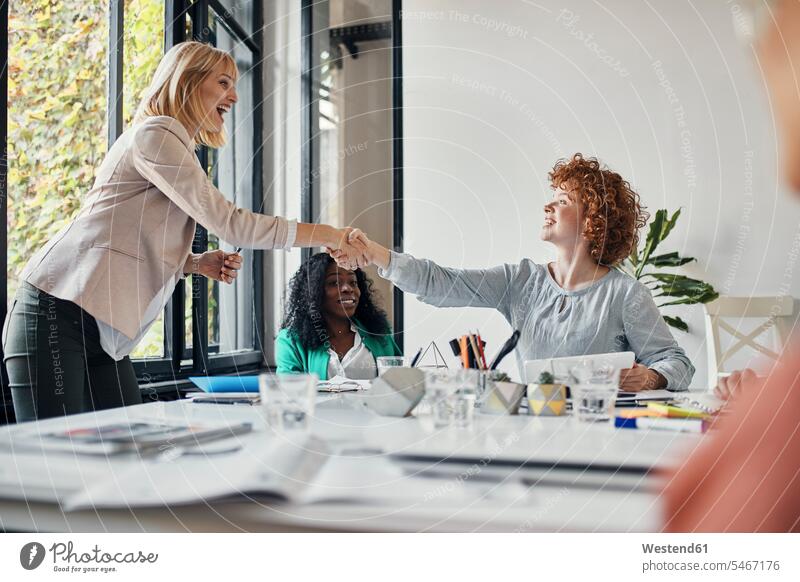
[2,42,358,422]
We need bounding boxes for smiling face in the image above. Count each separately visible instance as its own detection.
[196,60,238,134]
[321,263,361,321]
[540,184,586,248]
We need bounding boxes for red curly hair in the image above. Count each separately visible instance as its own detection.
[548,153,649,266]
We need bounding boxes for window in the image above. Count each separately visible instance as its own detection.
[206,11,259,356]
[6,0,110,308]
[2,1,265,423]
[132,0,265,379]
[124,0,167,359]
[300,0,404,348]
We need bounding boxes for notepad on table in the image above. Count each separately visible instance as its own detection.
[646,402,711,419]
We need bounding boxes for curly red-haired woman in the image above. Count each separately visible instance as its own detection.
[335,153,694,392]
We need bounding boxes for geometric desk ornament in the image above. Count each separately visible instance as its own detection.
[527,383,568,416]
[364,367,426,417]
[480,381,526,415]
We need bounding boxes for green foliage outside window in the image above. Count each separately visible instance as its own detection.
[8,0,164,358]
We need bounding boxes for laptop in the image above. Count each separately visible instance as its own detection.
[524,351,635,384]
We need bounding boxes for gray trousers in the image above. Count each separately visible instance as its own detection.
[2,281,141,422]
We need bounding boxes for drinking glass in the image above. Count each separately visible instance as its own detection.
[425,369,459,427]
[452,392,476,428]
[569,362,620,422]
[376,356,409,376]
[258,373,318,430]
[425,368,478,428]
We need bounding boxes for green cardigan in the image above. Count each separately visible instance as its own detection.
[275,322,401,380]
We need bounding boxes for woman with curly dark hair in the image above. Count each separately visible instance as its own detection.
[276,252,400,380]
[334,153,695,391]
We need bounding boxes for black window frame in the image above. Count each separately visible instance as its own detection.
[1,0,266,423]
[133,0,266,383]
[1,0,9,422]
[300,0,405,351]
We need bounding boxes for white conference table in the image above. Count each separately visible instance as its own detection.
[0,392,704,532]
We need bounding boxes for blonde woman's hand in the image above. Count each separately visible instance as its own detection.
[184,250,243,284]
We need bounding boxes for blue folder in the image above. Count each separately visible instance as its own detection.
[189,375,259,393]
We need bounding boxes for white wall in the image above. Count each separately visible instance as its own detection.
[400,0,800,386]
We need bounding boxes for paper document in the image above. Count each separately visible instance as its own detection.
[63,434,331,510]
[317,375,371,392]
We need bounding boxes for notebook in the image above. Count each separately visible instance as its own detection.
[672,392,725,414]
[4,420,253,456]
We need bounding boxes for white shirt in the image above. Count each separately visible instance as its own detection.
[95,222,297,362]
[326,325,378,380]
[97,271,182,361]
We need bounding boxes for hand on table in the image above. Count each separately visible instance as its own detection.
[185,250,243,284]
[619,363,666,392]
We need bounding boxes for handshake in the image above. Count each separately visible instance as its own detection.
[326,228,390,271]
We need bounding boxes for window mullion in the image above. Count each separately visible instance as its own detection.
[107,0,124,146]
[189,1,211,374]
[158,0,190,377]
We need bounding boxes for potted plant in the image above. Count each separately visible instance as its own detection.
[527,371,568,416]
[617,209,719,332]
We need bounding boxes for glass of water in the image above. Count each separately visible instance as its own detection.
[376,356,409,376]
[569,362,620,422]
[424,369,459,428]
[258,373,318,431]
[452,392,476,428]
[425,368,478,428]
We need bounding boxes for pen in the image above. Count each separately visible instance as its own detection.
[489,330,520,370]
[615,416,705,433]
[467,333,483,370]
[459,336,470,369]
[193,397,255,405]
[475,329,488,370]
[410,347,423,367]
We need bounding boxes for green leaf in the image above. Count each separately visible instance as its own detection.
[636,209,667,278]
[658,292,719,307]
[649,273,719,307]
[663,315,689,332]
[661,208,682,243]
[646,252,695,268]
[650,273,719,304]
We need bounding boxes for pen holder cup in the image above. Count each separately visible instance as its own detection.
[476,370,508,403]
[527,383,568,416]
[480,381,527,415]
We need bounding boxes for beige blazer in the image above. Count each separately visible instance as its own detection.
[22,115,295,339]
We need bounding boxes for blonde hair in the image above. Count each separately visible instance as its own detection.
[133,41,238,148]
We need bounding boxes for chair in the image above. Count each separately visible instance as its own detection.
[704,296,795,389]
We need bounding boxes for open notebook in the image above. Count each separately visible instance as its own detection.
[61,434,332,510]
[615,390,725,413]
[0,419,334,509]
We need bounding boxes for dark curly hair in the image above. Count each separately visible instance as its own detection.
[280,252,392,350]
[549,153,649,266]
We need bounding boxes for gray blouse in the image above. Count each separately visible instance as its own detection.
[379,252,695,391]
